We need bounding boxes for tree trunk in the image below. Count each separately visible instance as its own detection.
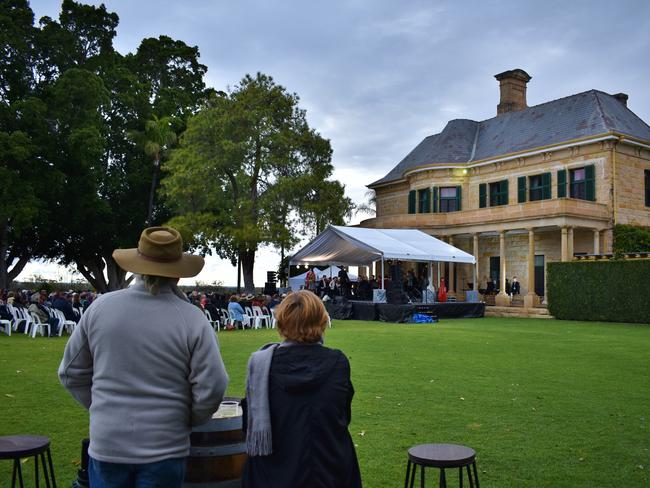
[240,248,256,293]
[7,255,29,284]
[236,255,241,294]
[280,243,285,287]
[106,256,132,291]
[76,255,133,293]
[146,157,160,225]
[76,259,108,293]
[0,221,30,289]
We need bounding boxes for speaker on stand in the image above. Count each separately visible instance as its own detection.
[264,271,278,295]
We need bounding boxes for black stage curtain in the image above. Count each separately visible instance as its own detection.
[325,301,354,320]
[325,301,485,323]
[376,304,413,323]
[349,301,378,321]
[428,302,485,319]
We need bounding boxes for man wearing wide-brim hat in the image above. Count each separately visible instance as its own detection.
[59,227,229,488]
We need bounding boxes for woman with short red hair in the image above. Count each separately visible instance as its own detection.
[242,290,362,487]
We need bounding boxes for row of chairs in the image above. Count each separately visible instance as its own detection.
[203,305,333,332]
[0,304,78,338]
[204,305,276,332]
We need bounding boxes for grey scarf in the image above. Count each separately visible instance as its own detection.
[245,339,322,456]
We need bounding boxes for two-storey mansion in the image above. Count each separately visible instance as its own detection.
[361,69,650,307]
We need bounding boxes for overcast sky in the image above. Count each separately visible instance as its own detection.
[21,0,650,286]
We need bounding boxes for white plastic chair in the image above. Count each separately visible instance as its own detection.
[204,309,220,332]
[0,316,11,336]
[50,308,76,336]
[252,306,271,328]
[244,307,258,329]
[220,309,231,328]
[228,308,250,329]
[8,305,30,334]
[28,312,50,338]
[269,307,277,328]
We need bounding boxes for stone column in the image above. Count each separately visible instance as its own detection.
[568,227,574,260]
[593,229,600,255]
[524,228,539,308]
[495,230,511,306]
[448,235,455,296]
[561,227,569,262]
[473,233,479,293]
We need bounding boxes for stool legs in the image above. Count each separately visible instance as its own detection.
[46,448,57,487]
[12,457,25,488]
[405,462,479,488]
[8,451,55,488]
[404,460,412,488]
[34,454,39,488]
[472,461,480,488]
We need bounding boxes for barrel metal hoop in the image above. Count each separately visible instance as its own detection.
[193,416,243,433]
[188,442,246,457]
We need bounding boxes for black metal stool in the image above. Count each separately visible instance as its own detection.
[0,435,57,488]
[405,443,479,488]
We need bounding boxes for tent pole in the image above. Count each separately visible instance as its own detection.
[428,260,434,303]
[381,258,385,290]
[472,259,477,293]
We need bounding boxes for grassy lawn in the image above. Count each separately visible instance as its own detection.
[1,317,649,487]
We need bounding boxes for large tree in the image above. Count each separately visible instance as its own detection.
[14,1,212,292]
[0,0,54,288]
[163,73,353,291]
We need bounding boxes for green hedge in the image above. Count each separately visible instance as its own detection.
[547,260,650,324]
[613,224,650,253]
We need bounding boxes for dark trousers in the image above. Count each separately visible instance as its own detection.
[89,456,186,488]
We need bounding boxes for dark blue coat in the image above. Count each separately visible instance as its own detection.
[242,344,362,488]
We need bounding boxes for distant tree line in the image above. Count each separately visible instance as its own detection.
[1,0,352,292]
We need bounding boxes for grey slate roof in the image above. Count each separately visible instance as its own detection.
[371,90,650,187]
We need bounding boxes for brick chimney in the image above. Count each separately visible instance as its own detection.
[613,93,628,106]
[495,69,532,115]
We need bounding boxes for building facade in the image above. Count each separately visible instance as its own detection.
[361,69,650,307]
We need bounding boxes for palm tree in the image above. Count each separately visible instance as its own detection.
[135,115,177,225]
[355,189,376,217]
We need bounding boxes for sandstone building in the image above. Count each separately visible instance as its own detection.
[361,69,650,307]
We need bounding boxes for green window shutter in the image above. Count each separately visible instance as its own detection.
[456,185,462,211]
[421,189,431,213]
[479,183,487,208]
[432,187,438,213]
[501,179,509,205]
[408,190,416,214]
[542,172,552,200]
[585,164,596,201]
[518,176,527,203]
[557,169,567,198]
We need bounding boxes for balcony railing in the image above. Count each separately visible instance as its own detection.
[363,198,610,229]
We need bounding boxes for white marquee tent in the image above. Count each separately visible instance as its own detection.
[290,226,476,290]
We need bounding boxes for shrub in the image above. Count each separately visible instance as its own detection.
[613,224,650,254]
[547,260,650,324]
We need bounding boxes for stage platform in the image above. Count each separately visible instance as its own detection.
[325,300,484,323]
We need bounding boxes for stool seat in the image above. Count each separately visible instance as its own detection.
[404,443,480,488]
[0,436,51,459]
[0,435,56,488]
[408,443,476,468]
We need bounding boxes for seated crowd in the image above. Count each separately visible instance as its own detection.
[0,288,95,336]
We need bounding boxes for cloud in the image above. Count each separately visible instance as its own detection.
[22,0,650,287]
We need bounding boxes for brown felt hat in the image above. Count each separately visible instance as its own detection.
[112,227,204,278]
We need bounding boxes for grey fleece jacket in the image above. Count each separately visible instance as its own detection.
[58,282,229,464]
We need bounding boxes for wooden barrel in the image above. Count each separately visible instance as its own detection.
[184,398,246,487]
